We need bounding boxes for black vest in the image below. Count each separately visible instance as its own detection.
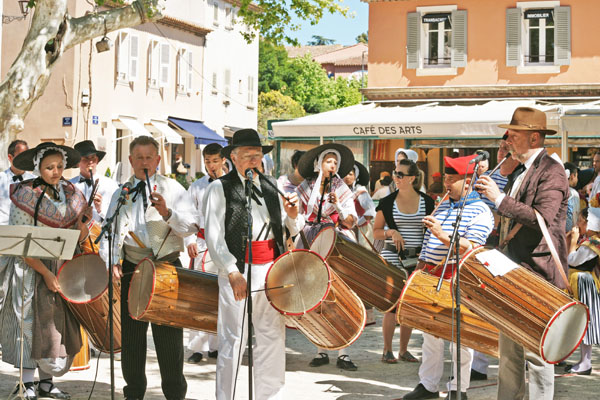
[376,190,434,231]
[220,170,285,273]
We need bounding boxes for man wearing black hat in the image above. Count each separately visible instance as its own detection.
[69,140,119,223]
[204,129,303,400]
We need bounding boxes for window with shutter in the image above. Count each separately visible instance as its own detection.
[224,69,231,97]
[225,7,233,29]
[186,51,193,93]
[406,12,420,69]
[177,48,187,93]
[554,6,570,65]
[247,76,254,106]
[159,43,170,87]
[506,8,522,67]
[117,32,129,82]
[451,10,467,68]
[213,2,219,26]
[148,40,160,88]
[129,35,139,82]
[211,72,218,94]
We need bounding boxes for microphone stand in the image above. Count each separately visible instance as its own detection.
[95,185,134,400]
[244,172,255,400]
[435,160,481,400]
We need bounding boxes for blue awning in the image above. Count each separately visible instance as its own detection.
[168,117,228,146]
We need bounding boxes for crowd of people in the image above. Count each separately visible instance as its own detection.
[0,106,597,400]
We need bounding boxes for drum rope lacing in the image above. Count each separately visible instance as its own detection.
[290,252,308,314]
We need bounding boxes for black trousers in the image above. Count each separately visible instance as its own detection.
[120,259,187,400]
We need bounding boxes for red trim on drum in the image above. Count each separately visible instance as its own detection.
[128,258,157,320]
[202,251,208,272]
[540,301,590,364]
[265,249,332,316]
[57,253,108,305]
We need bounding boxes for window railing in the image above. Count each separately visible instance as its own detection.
[424,57,451,66]
[524,54,554,64]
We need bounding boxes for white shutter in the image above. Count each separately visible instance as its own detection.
[224,69,231,97]
[129,34,139,81]
[247,76,254,105]
[554,6,571,66]
[117,32,129,81]
[186,51,193,93]
[159,43,170,87]
[506,8,522,67]
[451,10,467,68]
[212,72,218,93]
[177,49,186,91]
[149,41,160,87]
[406,12,421,70]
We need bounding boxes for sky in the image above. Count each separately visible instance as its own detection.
[285,0,369,46]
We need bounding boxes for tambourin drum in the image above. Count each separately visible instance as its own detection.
[57,253,122,353]
[457,247,589,363]
[128,258,219,333]
[70,326,90,371]
[310,226,405,313]
[265,249,366,350]
[397,270,499,358]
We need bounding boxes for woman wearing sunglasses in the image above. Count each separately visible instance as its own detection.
[373,159,435,364]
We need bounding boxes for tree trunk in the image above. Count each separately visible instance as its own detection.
[0,0,163,169]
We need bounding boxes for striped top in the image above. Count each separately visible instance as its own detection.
[380,196,426,267]
[419,192,494,264]
[478,169,509,211]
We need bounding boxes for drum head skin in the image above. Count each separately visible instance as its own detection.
[541,302,589,363]
[128,258,156,319]
[58,254,108,303]
[310,227,336,260]
[265,250,330,315]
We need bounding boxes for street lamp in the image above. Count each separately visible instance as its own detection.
[2,0,30,23]
[18,0,30,17]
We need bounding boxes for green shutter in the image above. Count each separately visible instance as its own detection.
[451,10,467,68]
[554,6,571,66]
[506,8,522,67]
[406,12,421,69]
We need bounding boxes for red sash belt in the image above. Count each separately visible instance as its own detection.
[418,261,456,280]
[197,229,205,240]
[245,239,277,264]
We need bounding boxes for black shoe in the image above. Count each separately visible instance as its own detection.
[336,355,357,371]
[565,364,592,375]
[186,352,203,364]
[445,391,467,400]
[403,383,439,399]
[470,369,487,381]
[208,350,218,358]
[309,353,329,367]
[13,382,37,400]
[37,380,71,400]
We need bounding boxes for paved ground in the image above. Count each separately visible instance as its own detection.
[1,309,599,399]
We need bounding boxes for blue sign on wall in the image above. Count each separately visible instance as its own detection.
[92,116,99,125]
[62,117,72,126]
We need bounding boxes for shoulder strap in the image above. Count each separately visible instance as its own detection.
[534,210,573,295]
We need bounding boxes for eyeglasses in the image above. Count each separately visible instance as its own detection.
[393,171,415,179]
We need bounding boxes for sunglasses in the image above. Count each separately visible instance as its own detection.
[393,171,415,179]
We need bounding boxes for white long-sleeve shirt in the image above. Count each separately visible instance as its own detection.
[0,168,35,225]
[69,173,119,223]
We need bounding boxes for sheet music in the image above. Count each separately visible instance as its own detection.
[0,225,80,260]
[475,248,520,277]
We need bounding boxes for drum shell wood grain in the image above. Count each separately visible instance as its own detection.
[397,270,499,358]
[128,259,219,333]
[70,327,90,371]
[266,249,366,350]
[457,247,589,363]
[310,226,405,313]
[58,253,122,353]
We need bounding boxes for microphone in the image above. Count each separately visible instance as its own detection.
[245,168,253,180]
[117,182,134,203]
[469,150,490,164]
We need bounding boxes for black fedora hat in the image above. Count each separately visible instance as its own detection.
[13,142,81,171]
[74,140,106,162]
[297,143,355,179]
[352,161,370,187]
[222,129,273,159]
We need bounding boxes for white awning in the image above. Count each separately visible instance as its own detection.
[272,100,560,139]
[112,117,152,139]
[145,120,184,144]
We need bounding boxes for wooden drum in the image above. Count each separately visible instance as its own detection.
[128,259,219,333]
[457,247,589,363]
[397,270,499,358]
[265,249,366,350]
[310,226,405,312]
[58,253,122,353]
[70,327,90,371]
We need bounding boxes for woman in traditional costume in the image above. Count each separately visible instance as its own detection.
[0,143,91,399]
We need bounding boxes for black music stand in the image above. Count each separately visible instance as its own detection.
[0,225,79,400]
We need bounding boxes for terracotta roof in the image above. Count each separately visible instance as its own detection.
[223,0,261,13]
[333,55,368,66]
[159,16,212,36]
[286,45,345,59]
[313,43,368,64]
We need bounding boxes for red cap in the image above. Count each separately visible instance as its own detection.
[444,154,478,175]
[432,172,442,178]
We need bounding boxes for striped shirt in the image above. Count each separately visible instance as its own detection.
[478,169,509,211]
[420,192,494,264]
[381,196,426,267]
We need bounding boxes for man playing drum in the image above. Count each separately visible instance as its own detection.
[403,154,493,400]
[204,128,303,400]
[102,136,196,400]
[185,143,226,363]
[476,107,569,400]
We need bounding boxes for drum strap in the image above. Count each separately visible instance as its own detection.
[534,210,573,295]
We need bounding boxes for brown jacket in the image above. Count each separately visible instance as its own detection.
[498,149,569,288]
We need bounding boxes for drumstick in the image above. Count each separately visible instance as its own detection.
[252,168,296,206]
[251,284,294,293]
[128,231,146,248]
[432,191,450,215]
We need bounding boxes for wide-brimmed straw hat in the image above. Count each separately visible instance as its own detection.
[297,143,355,179]
[222,129,272,159]
[13,142,81,171]
[498,107,556,135]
